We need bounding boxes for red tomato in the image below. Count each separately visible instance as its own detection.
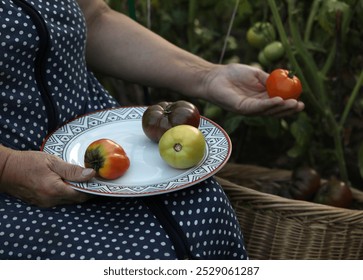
[266,69,302,100]
[84,139,130,180]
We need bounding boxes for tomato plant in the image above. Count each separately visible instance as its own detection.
[158,125,206,169]
[84,139,130,180]
[265,0,363,187]
[142,100,200,143]
[103,0,363,191]
[266,69,303,100]
[246,22,276,49]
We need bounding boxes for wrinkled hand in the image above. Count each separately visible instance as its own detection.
[0,149,95,207]
[202,64,304,117]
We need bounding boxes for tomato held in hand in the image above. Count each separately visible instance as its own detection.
[158,125,206,169]
[266,69,303,100]
[84,139,130,180]
[142,100,200,143]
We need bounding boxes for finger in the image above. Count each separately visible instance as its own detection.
[284,100,305,115]
[49,156,96,182]
[252,97,285,114]
[264,100,305,117]
[22,178,93,208]
[256,68,269,85]
[59,186,93,205]
[36,192,93,208]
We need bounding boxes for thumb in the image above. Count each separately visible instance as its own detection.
[50,157,96,182]
[255,68,269,87]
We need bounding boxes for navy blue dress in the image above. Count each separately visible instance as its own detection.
[0,0,247,259]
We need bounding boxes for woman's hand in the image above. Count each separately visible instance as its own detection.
[201,64,305,117]
[76,1,302,119]
[0,148,95,207]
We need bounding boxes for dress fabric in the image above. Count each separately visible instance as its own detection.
[0,0,248,259]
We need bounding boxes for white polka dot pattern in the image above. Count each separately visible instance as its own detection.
[0,178,247,259]
[0,0,117,150]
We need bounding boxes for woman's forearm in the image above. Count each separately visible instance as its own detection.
[0,145,12,191]
[80,1,215,98]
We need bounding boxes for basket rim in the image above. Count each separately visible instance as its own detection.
[217,176,363,223]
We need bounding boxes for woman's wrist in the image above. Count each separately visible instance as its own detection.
[0,145,12,190]
[168,56,217,100]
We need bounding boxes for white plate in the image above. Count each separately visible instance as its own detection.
[42,106,231,197]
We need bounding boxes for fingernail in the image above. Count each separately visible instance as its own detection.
[82,168,94,177]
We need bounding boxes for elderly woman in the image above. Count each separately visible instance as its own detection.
[0,0,304,260]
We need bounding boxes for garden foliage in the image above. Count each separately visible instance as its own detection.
[104,0,363,188]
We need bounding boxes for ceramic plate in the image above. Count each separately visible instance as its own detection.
[42,106,231,197]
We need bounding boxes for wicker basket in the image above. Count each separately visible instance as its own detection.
[216,163,363,260]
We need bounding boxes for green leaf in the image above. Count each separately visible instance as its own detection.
[223,115,265,134]
[223,115,245,134]
[264,117,282,139]
[237,0,253,20]
[318,0,351,39]
[287,112,314,158]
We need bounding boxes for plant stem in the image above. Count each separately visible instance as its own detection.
[219,0,240,64]
[321,40,337,76]
[330,114,349,183]
[127,0,136,20]
[188,0,197,52]
[286,0,327,106]
[304,0,322,43]
[267,0,323,115]
[268,0,351,184]
[339,70,363,127]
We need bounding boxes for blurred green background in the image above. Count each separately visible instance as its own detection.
[100,0,363,189]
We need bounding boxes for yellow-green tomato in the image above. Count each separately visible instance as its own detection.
[158,125,206,169]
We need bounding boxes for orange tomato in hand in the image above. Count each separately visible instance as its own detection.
[266,69,302,100]
[84,139,130,180]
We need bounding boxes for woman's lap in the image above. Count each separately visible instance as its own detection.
[0,177,247,260]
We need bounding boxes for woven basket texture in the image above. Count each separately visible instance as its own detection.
[216,163,363,260]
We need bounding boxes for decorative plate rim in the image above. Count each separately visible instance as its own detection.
[41,106,232,197]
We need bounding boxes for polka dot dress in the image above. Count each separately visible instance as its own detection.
[0,178,247,260]
[0,0,248,260]
[0,0,117,150]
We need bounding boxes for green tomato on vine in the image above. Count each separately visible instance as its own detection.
[246,22,276,49]
[258,41,285,67]
[263,41,285,62]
